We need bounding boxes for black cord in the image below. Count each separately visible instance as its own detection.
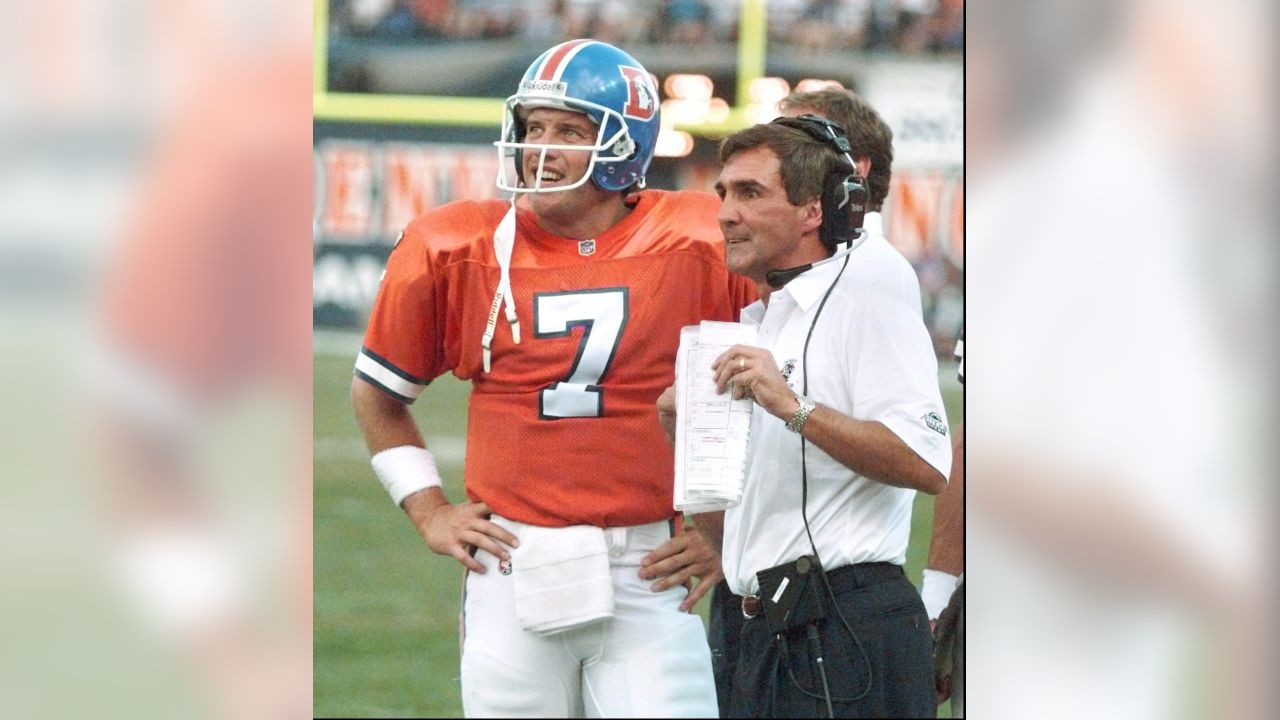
[807,625,836,718]
[786,250,874,709]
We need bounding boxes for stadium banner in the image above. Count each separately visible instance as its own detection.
[313,129,961,329]
[313,132,503,328]
[863,62,964,170]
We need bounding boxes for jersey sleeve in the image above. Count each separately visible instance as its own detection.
[355,224,447,403]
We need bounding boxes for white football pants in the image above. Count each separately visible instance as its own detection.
[460,516,718,718]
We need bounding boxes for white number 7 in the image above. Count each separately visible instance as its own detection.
[534,288,629,419]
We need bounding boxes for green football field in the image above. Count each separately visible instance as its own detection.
[314,332,963,718]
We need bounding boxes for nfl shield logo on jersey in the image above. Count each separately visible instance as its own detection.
[499,558,512,575]
[578,239,596,256]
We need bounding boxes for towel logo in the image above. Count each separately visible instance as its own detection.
[578,239,596,256]
[499,558,513,576]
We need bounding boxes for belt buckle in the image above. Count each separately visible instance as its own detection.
[741,594,761,619]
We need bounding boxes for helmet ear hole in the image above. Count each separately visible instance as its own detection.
[612,137,635,157]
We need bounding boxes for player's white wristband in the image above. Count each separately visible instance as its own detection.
[921,568,961,621]
[371,445,442,507]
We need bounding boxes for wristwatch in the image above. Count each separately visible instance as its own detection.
[785,394,817,434]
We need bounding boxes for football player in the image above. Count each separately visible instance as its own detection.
[352,39,753,717]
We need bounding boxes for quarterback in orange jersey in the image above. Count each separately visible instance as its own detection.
[351,40,752,718]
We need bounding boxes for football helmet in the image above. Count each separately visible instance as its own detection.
[495,39,661,194]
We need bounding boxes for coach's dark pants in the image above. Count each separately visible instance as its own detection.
[727,563,935,718]
[708,579,744,716]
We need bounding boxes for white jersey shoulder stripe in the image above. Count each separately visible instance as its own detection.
[356,351,427,402]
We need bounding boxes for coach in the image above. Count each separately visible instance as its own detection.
[705,118,952,717]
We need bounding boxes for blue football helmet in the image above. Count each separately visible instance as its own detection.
[495,39,661,194]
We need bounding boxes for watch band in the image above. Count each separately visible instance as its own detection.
[785,395,816,433]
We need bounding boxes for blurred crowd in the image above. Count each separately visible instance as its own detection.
[330,0,963,55]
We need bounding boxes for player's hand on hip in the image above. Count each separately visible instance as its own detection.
[656,383,677,444]
[712,344,794,419]
[639,527,724,612]
[403,490,519,573]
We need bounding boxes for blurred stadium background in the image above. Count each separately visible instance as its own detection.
[313,0,964,350]
[313,0,963,717]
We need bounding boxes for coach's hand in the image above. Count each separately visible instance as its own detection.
[713,344,794,420]
[640,526,723,612]
[656,384,677,444]
[402,488,519,573]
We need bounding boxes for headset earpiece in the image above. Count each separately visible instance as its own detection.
[769,114,867,251]
[842,174,868,236]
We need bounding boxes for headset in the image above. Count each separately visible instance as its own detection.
[764,114,869,289]
[760,114,875,715]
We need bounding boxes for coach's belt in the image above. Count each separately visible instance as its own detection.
[739,562,904,620]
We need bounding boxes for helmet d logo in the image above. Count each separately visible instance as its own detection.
[619,66,656,121]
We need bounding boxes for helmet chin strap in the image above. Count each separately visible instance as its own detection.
[482,199,521,373]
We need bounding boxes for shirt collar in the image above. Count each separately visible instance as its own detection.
[739,254,847,320]
[785,214,880,310]
[779,252,848,311]
[743,219,876,318]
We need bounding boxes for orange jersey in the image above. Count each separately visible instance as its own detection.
[358,190,756,527]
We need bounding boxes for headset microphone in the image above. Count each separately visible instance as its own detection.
[764,265,811,290]
[765,232,867,289]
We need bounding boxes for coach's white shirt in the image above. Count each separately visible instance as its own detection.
[721,249,951,597]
